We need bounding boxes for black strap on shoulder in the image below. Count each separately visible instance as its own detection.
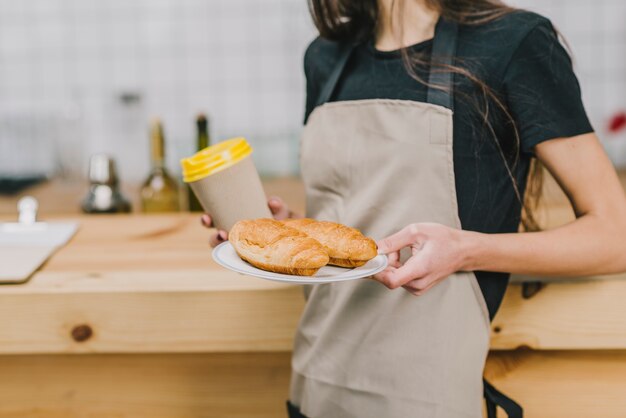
[315,43,355,108]
[315,17,459,111]
[484,378,523,418]
[426,18,458,110]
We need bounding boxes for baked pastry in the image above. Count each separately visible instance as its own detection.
[229,218,329,276]
[282,218,377,268]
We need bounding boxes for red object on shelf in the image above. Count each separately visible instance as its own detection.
[609,111,626,134]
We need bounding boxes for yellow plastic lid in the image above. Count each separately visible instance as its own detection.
[180,137,253,183]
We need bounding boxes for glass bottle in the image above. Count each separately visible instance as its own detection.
[188,114,211,212]
[140,119,180,213]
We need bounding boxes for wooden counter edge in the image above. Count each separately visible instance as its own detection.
[4,272,626,353]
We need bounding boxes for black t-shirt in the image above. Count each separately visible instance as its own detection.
[303,11,593,319]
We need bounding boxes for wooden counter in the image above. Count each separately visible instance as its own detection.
[0,214,304,355]
[1,175,626,417]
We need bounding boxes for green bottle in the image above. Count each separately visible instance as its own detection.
[188,114,211,212]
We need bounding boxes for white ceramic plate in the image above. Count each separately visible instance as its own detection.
[212,241,388,284]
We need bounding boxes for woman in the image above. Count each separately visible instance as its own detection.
[203,0,626,417]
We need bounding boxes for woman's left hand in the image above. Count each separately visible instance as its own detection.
[373,223,470,296]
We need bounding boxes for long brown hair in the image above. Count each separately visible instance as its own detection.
[308,0,543,231]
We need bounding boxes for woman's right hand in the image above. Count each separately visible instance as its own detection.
[201,196,299,247]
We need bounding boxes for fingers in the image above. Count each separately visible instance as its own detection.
[375,260,428,290]
[373,252,408,287]
[376,224,421,255]
[208,233,219,247]
[402,277,436,296]
[386,251,402,268]
[208,230,228,247]
[201,214,213,228]
[202,215,227,248]
[202,214,222,247]
[268,196,291,220]
[371,252,401,283]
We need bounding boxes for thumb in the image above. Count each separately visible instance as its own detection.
[376,225,420,255]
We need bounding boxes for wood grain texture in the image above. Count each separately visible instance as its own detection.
[491,278,626,350]
[41,214,228,272]
[1,169,625,417]
[1,210,626,354]
[0,213,310,355]
[0,351,625,418]
[484,350,626,418]
[5,271,626,354]
[1,176,626,354]
[0,353,291,418]
[0,270,304,354]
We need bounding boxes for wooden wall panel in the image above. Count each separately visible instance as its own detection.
[485,350,626,418]
[0,353,291,418]
[491,278,626,350]
[1,351,625,418]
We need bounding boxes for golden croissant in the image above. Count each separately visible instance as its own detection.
[282,218,377,267]
[229,218,329,276]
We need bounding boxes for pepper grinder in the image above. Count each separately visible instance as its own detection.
[81,154,131,214]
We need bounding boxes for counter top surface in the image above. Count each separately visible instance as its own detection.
[1,213,293,293]
[1,175,626,355]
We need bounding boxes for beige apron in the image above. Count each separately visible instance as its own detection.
[290,20,492,418]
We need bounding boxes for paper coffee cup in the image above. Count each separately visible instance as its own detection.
[181,137,271,231]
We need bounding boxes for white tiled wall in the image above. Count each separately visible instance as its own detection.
[0,0,316,180]
[0,0,624,181]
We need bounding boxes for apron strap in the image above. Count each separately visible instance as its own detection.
[484,378,524,418]
[426,18,458,111]
[314,43,354,108]
[286,401,308,418]
[314,17,459,111]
